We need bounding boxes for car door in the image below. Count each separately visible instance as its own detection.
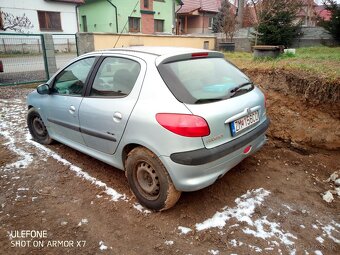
[45,57,96,145]
[78,55,144,154]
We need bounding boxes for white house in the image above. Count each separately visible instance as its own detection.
[0,0,84,34]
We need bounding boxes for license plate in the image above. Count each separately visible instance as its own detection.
[230,111,260,136]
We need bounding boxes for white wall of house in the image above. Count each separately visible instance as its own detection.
[0,0,78,34]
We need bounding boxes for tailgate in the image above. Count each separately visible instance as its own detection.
[185,87,266,149]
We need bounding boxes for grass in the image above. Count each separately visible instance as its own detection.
[224,46,340,81]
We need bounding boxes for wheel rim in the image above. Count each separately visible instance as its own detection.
[32,116,47,137]
[135,161,160,200]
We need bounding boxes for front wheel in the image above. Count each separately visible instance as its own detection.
[27,108,52,145]
[125,147,181,211]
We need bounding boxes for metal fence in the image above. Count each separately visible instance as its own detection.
[0,33,78,86]
[0,33,48,86]
[52,34,78,70]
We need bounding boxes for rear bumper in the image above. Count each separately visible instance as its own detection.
[161,129,268,192]
[170,118,270,165]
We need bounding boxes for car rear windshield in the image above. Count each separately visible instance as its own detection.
[158,57,253,104]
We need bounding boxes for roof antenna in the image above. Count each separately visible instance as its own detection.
[114,0,140,48]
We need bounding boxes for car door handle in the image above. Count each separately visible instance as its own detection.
[113,112,122,122]
[69,105,76,114]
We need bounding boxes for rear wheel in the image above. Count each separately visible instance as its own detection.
[125,147,181,211]
[27,108,52,145]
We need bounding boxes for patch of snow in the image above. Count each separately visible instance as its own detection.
[0,129,33,170]
[322,191,334,203]
[300,225,306,229]
[322,221,340,244]
[248,244,263,253]
[26,133,127,202]
[133,203,151,214]
[164,240,174,246]
[316,236,324,244]
[282,204,294,211]
[11,177,20,180]
[99,241,107,251]
[243,216,297,246]
[314,251,323,255]
[326,171,339,182]
[208,250,219,255]
[312,224,319,229]
[178,226,192,235]
[229,239,243,247]
[31,197,38,202]
[195,188,270,231]
[78,218,88,226]
[17,188,29,191]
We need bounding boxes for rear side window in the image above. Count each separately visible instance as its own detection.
[158,57,252,104]
[90,57,141,97]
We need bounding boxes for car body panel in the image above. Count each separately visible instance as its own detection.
[79,54,147,154]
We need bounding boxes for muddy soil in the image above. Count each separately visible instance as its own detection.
[0,71,339,255]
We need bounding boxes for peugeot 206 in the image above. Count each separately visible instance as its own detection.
[27,47,270,211]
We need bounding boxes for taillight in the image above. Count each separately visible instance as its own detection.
[156,113,210,137]
[191,52,209,58]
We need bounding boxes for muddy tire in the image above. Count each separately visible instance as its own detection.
[125,147,181,211]
[27,108,52,145]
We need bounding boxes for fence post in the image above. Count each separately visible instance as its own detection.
[42,34,57,79]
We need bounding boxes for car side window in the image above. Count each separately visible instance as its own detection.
[90,57,141,97]
[52,57,95,96]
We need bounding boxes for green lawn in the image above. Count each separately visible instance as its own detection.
[224,46,340,81]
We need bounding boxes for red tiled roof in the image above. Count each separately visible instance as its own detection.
[177,0,223,14]
[315,5,332,21]
[48,0,85,4]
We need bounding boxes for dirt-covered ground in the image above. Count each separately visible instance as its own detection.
[0,70,339,255]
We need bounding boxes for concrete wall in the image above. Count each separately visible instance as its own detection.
[77,33,216,55]
[218,27,337,52]
[0,0,79,34]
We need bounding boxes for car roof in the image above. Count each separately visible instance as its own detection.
[88,46,218,58]
[81,46,224,66]
[103,46,215,56]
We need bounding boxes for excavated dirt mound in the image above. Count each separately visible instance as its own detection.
[245,68,340,118]
[244,68,340,151]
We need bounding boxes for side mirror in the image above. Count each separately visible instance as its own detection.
[37,84,50,95]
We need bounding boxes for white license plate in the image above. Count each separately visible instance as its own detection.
[230,111,260,136]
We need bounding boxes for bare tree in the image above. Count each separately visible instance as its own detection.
[0,11,33,33]
[213,0,237,42]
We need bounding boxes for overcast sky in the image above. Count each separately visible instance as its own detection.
[316,0,340,3]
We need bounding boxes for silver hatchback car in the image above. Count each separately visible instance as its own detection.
[27,47,269,211]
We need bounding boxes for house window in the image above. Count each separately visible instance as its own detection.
[208,17,214,29]
[144,0,149,9]
[154,19,164,32]
[38,11,62,31]
[129,17,140,32]
[82,15,88,32]
[0,13,3,30]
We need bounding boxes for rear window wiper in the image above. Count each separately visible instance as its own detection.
[194,98,226,104]
[230,82,254,93]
